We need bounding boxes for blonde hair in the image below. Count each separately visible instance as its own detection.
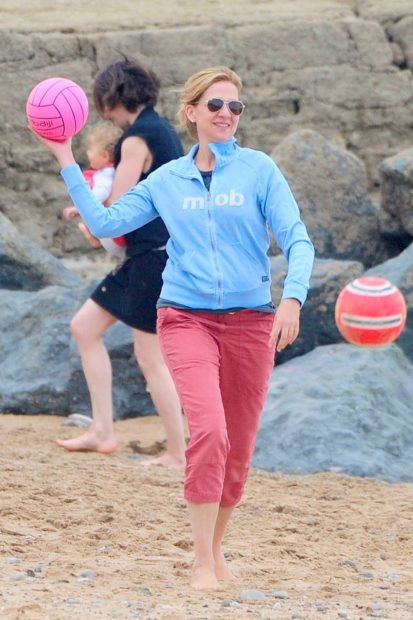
[178,66,243,140]
[87,122,123,160]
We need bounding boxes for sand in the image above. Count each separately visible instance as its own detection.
[0,413,412,619]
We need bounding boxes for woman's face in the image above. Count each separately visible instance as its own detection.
[186,80,242,144]
[101,104,131,129]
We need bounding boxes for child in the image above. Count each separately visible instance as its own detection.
[64,121,126,259]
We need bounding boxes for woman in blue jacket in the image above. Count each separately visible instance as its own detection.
[33,66,314,590]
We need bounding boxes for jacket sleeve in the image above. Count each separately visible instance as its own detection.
[61,164,159,238]
[260,158,315,305]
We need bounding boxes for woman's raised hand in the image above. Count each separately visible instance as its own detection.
[28,127,76,169]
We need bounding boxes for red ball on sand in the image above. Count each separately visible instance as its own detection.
[335,276,407,347]
[26,77,89,141]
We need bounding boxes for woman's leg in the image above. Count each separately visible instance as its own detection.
[56,299,118,453]
[212,506,237,580]
[187,501,220,589]
[211,312,275,580]
[133,329,186,469]
[158,309,231,588]
[219,311,275,507]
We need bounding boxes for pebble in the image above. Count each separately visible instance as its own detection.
[9,572,25,581]
[76,569,96,579]
[135,587,152,596]
[239,589,268,602]
[367,603,385,611]
[342,559,358,571]
[222,600,243,608]
[360,572,374,579]
[4,557,20,565]
[77,577,91,584]
[65,598,82,605]
[64,413,92,428]
[338,610,349,619]
[272,590,289,599]
[315,602,329,612]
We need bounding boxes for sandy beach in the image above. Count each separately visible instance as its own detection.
[0,413,412,619]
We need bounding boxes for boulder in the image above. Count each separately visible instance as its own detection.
[253,343,413,482]
[271,255,363,364]
[0,285,154,418]
[0,212,81,290]
[271,129,391,266]
[379,146,413,240]
[365,241,413,363]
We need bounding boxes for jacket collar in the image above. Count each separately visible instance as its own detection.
[171,137,239,178]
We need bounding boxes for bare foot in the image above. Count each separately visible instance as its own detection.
[191,565,220,590]
[139,452,185,470]
[55,431,117,454]
[214,553,238,581]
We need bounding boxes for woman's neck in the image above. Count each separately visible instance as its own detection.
[128,104,146,126]
[194,144,215,171]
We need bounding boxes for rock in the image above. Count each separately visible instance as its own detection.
[63,413,92,428]
[239,589,268,601]
[0,212,81,291]
[253,343,413,482]
[271,129,391,266]
[365,241,413,363]
[1,13,413,259]
[379,147,413,238]
[0,285,154,418]
[271,255,363,363]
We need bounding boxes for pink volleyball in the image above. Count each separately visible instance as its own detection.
[26,77,89,141]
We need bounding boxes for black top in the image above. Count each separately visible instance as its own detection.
[200,170,212,191]
[114,107,184,256]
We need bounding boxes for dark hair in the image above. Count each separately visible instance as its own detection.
[93,55,161,115]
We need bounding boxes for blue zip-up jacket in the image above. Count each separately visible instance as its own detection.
[61,138,314,309]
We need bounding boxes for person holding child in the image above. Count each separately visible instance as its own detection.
[57,57,186,469]
[33,65,314,589]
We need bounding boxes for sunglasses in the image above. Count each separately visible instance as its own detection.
[198,98,245,116]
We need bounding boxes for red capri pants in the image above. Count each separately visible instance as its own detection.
[157,307,276,507]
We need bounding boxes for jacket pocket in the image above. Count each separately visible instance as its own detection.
[219,242,269,292]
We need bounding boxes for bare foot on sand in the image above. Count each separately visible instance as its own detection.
[139,452,185,470]
[191,565,220,590]
[214,553,238,581]
[56,431,117,454]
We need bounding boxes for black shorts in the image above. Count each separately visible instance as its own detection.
[91,249,167,333]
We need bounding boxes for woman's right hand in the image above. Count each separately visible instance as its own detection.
[28,128,76,168]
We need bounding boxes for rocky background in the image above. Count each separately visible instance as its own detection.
[1,0,413,480]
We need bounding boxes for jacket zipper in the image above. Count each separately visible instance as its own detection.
[206,184,223,307]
